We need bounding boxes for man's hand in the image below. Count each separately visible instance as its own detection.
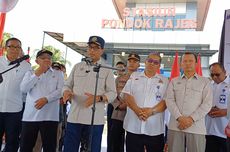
[35,97,48,109]
[117,97,127,110]
[84,93,100,108]
[132,107,143,119]
[35,61,51,76]
[177,116,194,130]
[118,102,127,110]
[139,108,153,121]
[63,90,74,103]
[208,106,227,118]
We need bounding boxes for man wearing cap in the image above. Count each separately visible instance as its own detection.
[122,53,168,152]
[0,38,31,152]
[62,36,116,152]
[19,50,64,152]
[109,53,140,152]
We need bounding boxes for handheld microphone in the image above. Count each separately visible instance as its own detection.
[85,70,90,73]
[9,55,30,65]
[82,57,93,65]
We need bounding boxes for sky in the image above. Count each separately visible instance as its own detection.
[2,0,230,73]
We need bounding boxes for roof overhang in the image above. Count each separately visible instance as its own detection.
[44,31,217,57]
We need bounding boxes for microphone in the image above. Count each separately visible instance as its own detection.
[82,57,93,65]
[9,55,30,65]
[85,70,90,73]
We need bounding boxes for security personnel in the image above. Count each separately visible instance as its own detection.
[62,36,117,152]
[109,53,140,152]
[122,53,168,152]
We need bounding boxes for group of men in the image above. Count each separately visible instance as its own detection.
[0,36,230,152]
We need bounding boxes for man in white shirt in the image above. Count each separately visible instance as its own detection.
[62,36,116,152]
[122,52,168,152]
[205,62,229,152]
[166,52,213,152]
[20,50,64,152]
[0,38,31,152]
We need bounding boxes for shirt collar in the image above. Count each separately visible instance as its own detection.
[49,67,54,72]
[141,71,161,79]
[4,55,11,64]
[213,75,230,85]
[181,73,199,79]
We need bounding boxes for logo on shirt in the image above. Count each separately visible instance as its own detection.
[219,88,227,104]
[155,85,161,101]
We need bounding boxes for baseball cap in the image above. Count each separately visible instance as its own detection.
[128,53,140,61]
[87,36,105,49]
[52,62,61,70]
[36,49,53,58]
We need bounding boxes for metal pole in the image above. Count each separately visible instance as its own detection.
[41,31,46,49]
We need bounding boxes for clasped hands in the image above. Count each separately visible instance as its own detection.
[177,116,194,130]
[208,106,227,118]
[134,107,155,121]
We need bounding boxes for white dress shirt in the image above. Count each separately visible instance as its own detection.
[122,71,168,136]
[0,56,31,112]
[206,76,230,138]
[20,68,64,122]
[62,60,117,125]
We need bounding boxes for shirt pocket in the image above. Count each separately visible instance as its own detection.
[173,84,184,101]
[47,75,58,91]
[15,69,26,81]
[190,87,203,107]
[74,71,87,85]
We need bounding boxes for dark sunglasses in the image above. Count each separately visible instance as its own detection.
[210,73,221,77]
[146,58,160,65]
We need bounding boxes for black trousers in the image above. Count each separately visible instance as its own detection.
[110,119,125,152]
[205,135,227,152]
[20,121,58,152]
[107,103,114,152]
[126,132,164,152]
[0,111,22,152]
[227,137,230,152]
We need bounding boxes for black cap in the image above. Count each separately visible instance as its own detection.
[52,62,61,69]
[87,36,105,49]
[128,53,140,61]
[36,49,53,58]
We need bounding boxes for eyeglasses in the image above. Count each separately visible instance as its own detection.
[87,45,101,51]
[7,45,22,50]
[210,73,221,77]
[146,58,160,65]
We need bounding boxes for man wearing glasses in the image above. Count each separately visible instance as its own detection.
[205,62,229,152]
[19,50,64,152]
[122,52,168,152]
[0,38,31,152]
[62,36,116,152]
[166,52,213,152]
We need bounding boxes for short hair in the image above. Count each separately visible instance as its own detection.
[116,61,126,67]
[209,62,226,72]
[147,52,162,63]
[181,52,197,63]
[5,38,21,47]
